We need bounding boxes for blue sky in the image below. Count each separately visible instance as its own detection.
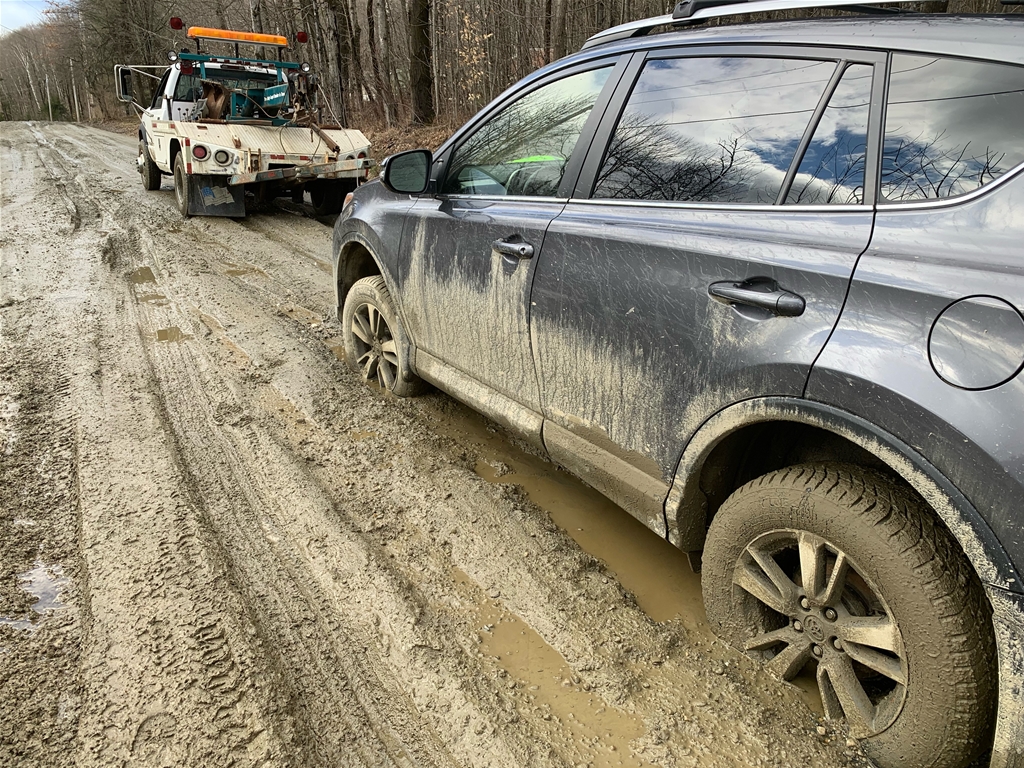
[0,0,47,33]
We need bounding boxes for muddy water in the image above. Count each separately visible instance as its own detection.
[155,326,190,342]
[427,399,826,716]
[455,568,648,768]
[427,403,708,634]
[0,562,69,631]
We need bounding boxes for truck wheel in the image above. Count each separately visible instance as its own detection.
[172,153,191,217]
[702,463,996,768]
[139,140,162,191]
[341,276,424,397]
[309,180,350,217]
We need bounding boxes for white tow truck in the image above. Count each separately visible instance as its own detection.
[116,22,371,217]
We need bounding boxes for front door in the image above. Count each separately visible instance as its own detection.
[397,63,618,412]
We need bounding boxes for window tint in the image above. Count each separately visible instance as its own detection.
[441,67,612,197]
[786,64,872,205]
[593,57,837,204]
[882,55,1024,202]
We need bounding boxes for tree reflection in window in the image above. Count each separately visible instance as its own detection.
[593,57,836,204]
[882,55,1024,202]
[786,64,872,205]
[442,67,612,197]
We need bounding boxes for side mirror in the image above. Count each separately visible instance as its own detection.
[382,149,432,195]
[115,66,134,103]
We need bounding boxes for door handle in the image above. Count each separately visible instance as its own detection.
[492,238,535,259]
[709,277,805,317]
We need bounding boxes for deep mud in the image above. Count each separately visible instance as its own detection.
[1,121,869,767]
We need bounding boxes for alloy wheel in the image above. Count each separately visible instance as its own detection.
[350,302,399,390]
[733,529,908,737]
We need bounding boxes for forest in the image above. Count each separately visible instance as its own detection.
[0,0,1016,129]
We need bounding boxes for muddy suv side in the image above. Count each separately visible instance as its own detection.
[332,7,1024,767]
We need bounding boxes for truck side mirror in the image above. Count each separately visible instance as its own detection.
[115,66,134,103]
[382,149,432,195]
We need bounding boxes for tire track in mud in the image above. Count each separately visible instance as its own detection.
[33,124,474,767]
[5,124,295,767]
[2,122,870,768]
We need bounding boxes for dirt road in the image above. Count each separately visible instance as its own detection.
[0,121,868,768]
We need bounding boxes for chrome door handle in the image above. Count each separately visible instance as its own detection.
[709,278,805,317]
[492,238,535,259]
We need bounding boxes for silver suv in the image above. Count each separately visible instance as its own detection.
[332,3,1024,766]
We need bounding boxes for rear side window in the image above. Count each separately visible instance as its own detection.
[592,57,837,204]
[882,55,1024,202]
[786,63,873,205]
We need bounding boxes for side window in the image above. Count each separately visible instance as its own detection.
[174,73,201,102]
[593,57,837,204]
[882,54,1024,202]
[441,67,613,197]
[786,63,873,205]
[150,70,171,110]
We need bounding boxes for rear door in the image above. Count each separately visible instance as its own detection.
[530,46,886,525]
[396,59,624,413]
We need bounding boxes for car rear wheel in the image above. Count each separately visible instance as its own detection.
[309,179,354,217]
[702,463,996,768]
[341,276,424,397]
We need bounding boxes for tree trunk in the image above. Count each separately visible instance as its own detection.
[552,0,568,60]
[408,0,434,124]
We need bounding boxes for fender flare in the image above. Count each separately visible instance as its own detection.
[665,396,1020,592]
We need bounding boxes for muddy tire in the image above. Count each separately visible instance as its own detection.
[139,140,161,191]
[702,463,996,768]
[341,275,425,397]
[172,152,191,217]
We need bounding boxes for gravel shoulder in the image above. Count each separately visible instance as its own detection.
[1,121,867,768]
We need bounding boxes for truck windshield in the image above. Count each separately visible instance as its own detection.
[173,70,279,101]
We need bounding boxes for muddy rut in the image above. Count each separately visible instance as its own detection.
[1,122,868,768]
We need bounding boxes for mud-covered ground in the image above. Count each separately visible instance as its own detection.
[1,121,870,767]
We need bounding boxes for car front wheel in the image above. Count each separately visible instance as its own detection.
[702,463,996,768]
[139,140,161,191]
[341,275,424,397]
[172,152,191,217]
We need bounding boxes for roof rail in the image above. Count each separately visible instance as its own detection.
[581,0,922,49]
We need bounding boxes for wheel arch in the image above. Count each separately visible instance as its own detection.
[666,396,1020,593]
[168,138,182,171]
[334,235,384,319]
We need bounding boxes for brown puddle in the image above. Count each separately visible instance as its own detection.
[435,403,825,715]
[279,302,322,327]
[454,568,647,767]
[349,429,378,442]
[137,293,167,305]
[155,326,190,342]
[325,337,346,362]
[222,261,267,278]
[129,266,156,284]
[429,404,706,633]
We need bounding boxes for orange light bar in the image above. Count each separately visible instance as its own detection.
[187,26,288,47]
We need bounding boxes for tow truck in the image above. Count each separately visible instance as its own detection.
[115,20,371,218]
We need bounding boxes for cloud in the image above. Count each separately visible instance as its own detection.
[0,0,46,34]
